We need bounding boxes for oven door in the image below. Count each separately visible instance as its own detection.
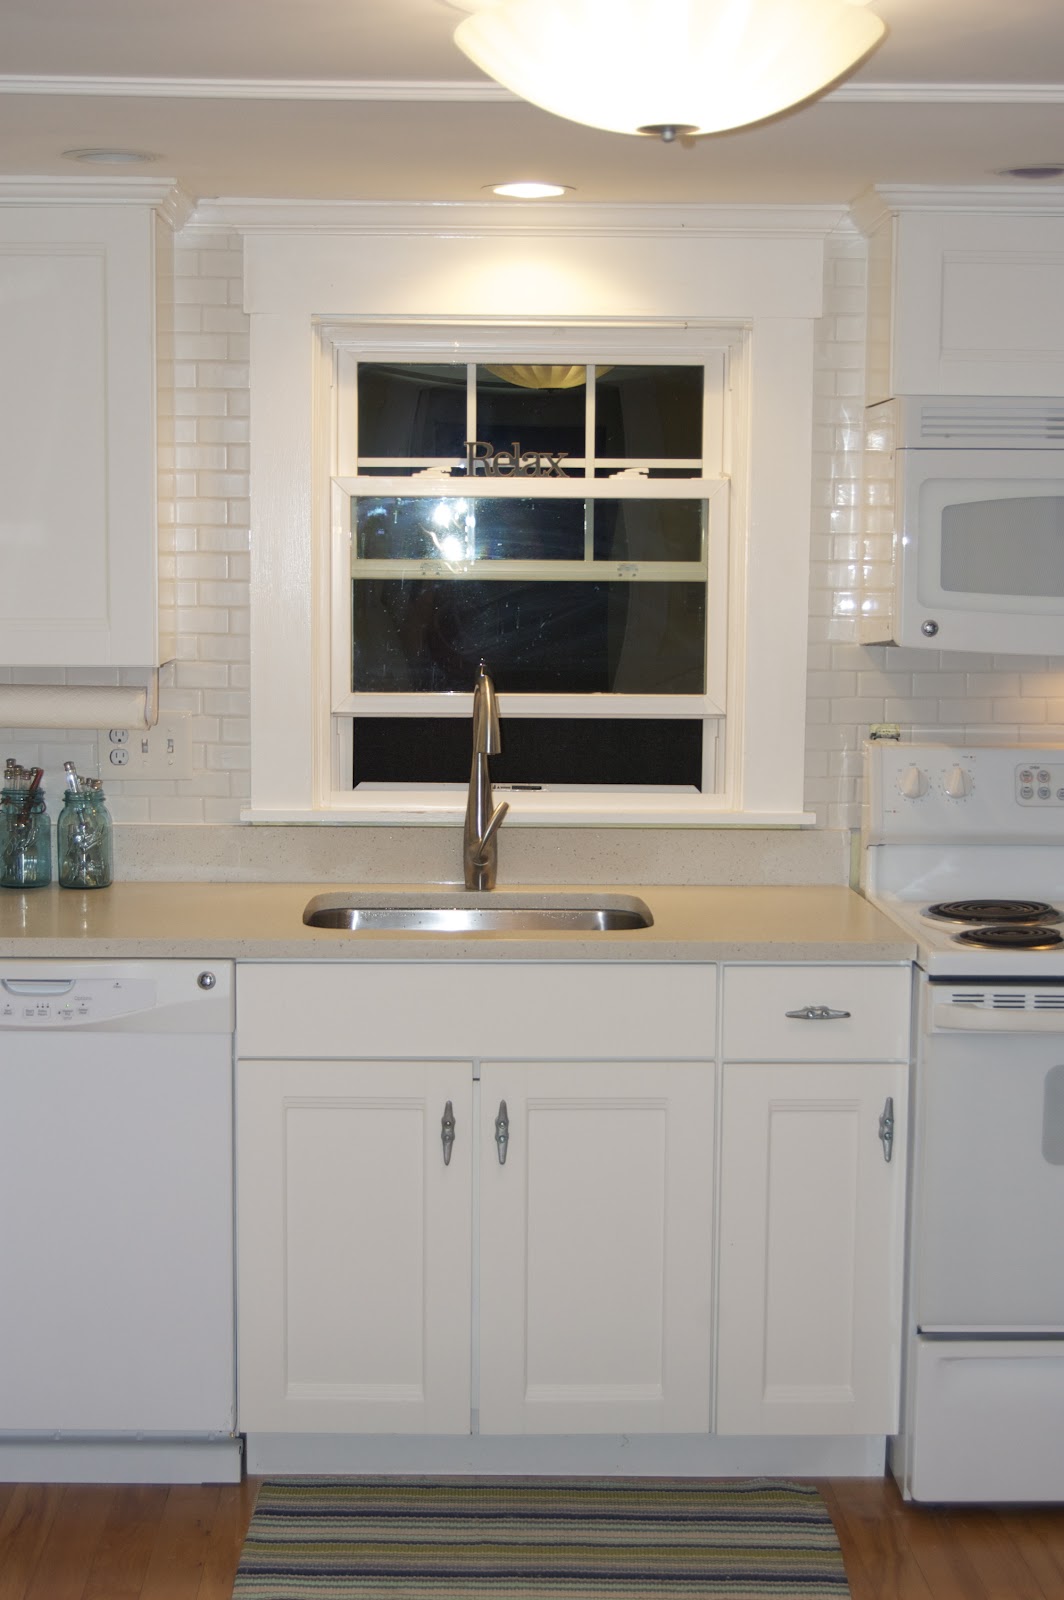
[916,997,1064,1331]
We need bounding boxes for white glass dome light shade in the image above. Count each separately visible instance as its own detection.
[453,0,886,138]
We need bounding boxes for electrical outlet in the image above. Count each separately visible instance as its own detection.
[99,718,193,780]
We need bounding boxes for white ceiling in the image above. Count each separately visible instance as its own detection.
[3,0,1064,207]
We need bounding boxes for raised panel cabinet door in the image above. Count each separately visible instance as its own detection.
[0,205,161,666]
[236,1059,473,1434]
[478,1061,715,1435]
[716,1062,907,1436]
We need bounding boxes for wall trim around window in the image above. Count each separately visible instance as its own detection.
[243,221,823,827]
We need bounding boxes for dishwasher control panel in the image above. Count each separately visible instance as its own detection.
[0,977,158,1025]
[0,963,232,1030]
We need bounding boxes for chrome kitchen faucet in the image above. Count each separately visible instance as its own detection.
[463,661,509,891]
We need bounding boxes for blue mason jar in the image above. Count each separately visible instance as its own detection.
[58,776,113,890]
[0,783,52,889]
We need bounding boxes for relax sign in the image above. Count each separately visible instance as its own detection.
[464,439,570,477]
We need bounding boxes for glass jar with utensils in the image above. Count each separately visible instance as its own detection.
[57,763,113,890]
[0,760,51,889]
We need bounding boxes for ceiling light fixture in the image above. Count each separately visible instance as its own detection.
[61,148,160,165]
[454,0,886,141]
[490,181,571,199]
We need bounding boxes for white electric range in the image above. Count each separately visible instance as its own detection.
[862,742,1064,1504]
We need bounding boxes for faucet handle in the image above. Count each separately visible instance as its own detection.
[482,799,509,849]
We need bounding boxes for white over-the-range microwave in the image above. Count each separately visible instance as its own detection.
[860,395,1064,654]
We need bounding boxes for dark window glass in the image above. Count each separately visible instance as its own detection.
[352,716,703,789]
[595,366,703,459]
[474,365,587,464]
[593,500,703,562]
[358,363,467,459]
[352,579,705,693]
[354,497,586,562]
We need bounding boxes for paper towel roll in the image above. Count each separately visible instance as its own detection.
[0,685,153,730]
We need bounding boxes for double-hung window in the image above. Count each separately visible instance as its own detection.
[328,345,733,817]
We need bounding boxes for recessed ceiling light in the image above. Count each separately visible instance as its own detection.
[61,148,160,165]
[489,181,572,199]
[996,164,1064,180]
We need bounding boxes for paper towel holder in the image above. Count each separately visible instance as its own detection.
[0,669,160,731]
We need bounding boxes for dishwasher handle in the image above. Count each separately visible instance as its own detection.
[2,979,76,997]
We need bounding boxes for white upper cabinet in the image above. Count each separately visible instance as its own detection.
[0,201,174,668]
[859,192,1064,401]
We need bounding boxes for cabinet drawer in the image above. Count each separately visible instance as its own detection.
[237,962,716,1060]
[722,964,911,1061]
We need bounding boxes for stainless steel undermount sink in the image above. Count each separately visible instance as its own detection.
[302,890,654,933]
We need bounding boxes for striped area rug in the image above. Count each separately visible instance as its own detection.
[232,1476,851,1598]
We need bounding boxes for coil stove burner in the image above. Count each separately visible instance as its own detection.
[925,899,1062,926]
[952,924,1064,950]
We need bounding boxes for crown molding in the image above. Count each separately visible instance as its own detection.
[831,80,1064,105]
[852,182,1064,233]
[2,73,1063,107]
[184,197,851,239]
[0,74,512,102]
[0,174,193,222]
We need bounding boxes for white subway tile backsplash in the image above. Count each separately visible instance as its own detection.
[174,277,230,306]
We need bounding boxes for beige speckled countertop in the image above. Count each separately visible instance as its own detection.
[0,882,915,963]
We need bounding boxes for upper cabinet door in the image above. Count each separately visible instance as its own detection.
[0,204,167,667]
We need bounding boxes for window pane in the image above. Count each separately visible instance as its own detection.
[593,500,703,562]
[354,497,586,562]
[474,365,587,464]
[352,579,705,693]
[352,716,704,789]
[595,365,703,459]
[357,362,467,459]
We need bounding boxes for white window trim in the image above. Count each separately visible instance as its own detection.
[242,216,826,828]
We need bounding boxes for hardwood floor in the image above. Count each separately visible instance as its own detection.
[1,1475,1063,1599]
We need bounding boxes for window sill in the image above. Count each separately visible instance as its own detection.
[240,795,817,828]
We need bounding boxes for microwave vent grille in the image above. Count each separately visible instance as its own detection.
[917,401,1064,445]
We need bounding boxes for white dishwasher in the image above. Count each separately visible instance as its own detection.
[0,959,239,1483]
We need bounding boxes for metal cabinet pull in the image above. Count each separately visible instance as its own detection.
[784,1004,852,1021]
[879,1096,895,1163]
[494,1100,509,1165]
[441,1100,456,1166]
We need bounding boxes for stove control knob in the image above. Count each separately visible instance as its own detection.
[944,765,972,800]
[899,765,929,800]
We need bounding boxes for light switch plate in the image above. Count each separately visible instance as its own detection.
[98,717,193,780]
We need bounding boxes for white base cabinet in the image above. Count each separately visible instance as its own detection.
[717,963,910,1438]
[235,958,911,1461]
[479,1061,714,1435]
[716,1061,907,1435]
[236,1054,713,1438]
[237,1059,473,1435]
[235,962,718,1443]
